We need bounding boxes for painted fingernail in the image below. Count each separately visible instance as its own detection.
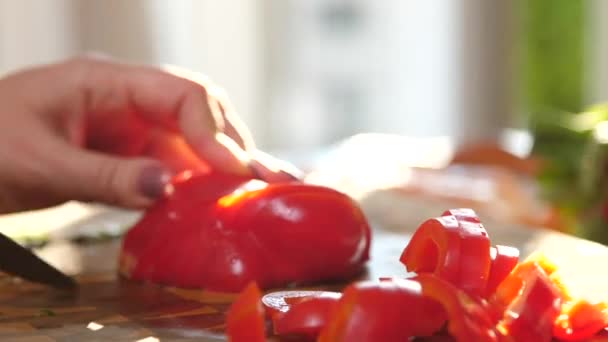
[138,164,172,199]
[279,169,303,181]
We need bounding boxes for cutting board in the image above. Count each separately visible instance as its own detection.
[0,204,607,341]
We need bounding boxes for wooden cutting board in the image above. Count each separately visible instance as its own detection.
[0,207,607,341]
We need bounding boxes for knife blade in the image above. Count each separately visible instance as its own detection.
[0,232,77,290]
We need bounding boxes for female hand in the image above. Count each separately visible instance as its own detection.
[0,56,296,214]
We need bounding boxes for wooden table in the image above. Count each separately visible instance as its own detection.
[0,203,607,341]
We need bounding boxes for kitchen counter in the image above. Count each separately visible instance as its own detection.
[0,201,607,341]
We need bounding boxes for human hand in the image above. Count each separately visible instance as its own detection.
[0,56,297,214]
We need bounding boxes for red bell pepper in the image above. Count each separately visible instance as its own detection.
[226,282,266,342]
[415,274,498,342]
[400,213,492,297]
[554,299,608,341]
[496,264,562,342]
[261,290,341,319]
[318,279,447,341]
[272,296,340,339]
[442,208,481,223]
[120,171,371,292]
[489,252,560,319]
[485,245,519,297]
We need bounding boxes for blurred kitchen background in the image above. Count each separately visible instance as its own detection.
[0,0,591,149]
[2,0,608,244]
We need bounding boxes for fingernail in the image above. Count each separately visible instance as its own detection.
[279,169,303,181]
[138,164,172,199]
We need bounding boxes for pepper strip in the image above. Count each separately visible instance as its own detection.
[415,274,498,342]
[554,299,608,341]
[226,282,266,342]
[497,264,562,342]
[485,245,520,297]
[318,279,446,341]
[401,213,491,297]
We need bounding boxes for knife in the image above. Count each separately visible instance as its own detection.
[0,232,77,290]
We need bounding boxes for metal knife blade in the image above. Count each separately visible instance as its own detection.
[0,233,77,290]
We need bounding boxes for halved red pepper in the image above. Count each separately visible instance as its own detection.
[415,274,498,342]
[318,279,447,341]
[121,171,371,292]
[496,264,562,342]
[554,299,608,341]
[401,211,492,297]
[226,282,266,342]
[273,296,340,339]
[485,245,519,297]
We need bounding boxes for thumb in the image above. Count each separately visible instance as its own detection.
[59,148,172,208]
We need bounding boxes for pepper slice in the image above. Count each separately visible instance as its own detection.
[485,245,520,297]
[401,213,492,297]
[554,299,608,341]
[497,264,562,342]
[261,290,341,319]
[318,279,446,341]
[226,282,266,342]
[273,296,340,339]
[415,274,498,342]
[489,252,560,319]
[442,208,481,223]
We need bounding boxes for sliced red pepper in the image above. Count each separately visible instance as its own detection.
[415,274,498,342]
[496,264,562,342]
[442,208,481,223]
[318,279,446,341]
[261,290,341,319]
[401,213,492,297]
[273,296,340,339]
[226,282,266,342]
[489,252,560,319]
[485,245,519,297]
[554,299,608,341]
[589,328,608,341]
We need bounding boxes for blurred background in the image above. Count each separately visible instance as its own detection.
[2,0,608,244]
[2,0,596,150]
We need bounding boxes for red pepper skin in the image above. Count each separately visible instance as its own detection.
[497,264,562,342]
[226,282,266,342]
[261,290,341,320]
[318,279,446,342]
[589,329,608,341]
[415,274,498,342]
[485,245,519,297]
[554,300,608,341]
[400,213,492,297]
[442,208,481,223]
[489,252,559,320]
[120,171,371,292]
[413,334,456,342]
[272,296,340,339]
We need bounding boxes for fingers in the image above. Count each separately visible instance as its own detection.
[161,64,256,151]
[248,150,304,183]
[62,57,251,175]
[57,145,173,208]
